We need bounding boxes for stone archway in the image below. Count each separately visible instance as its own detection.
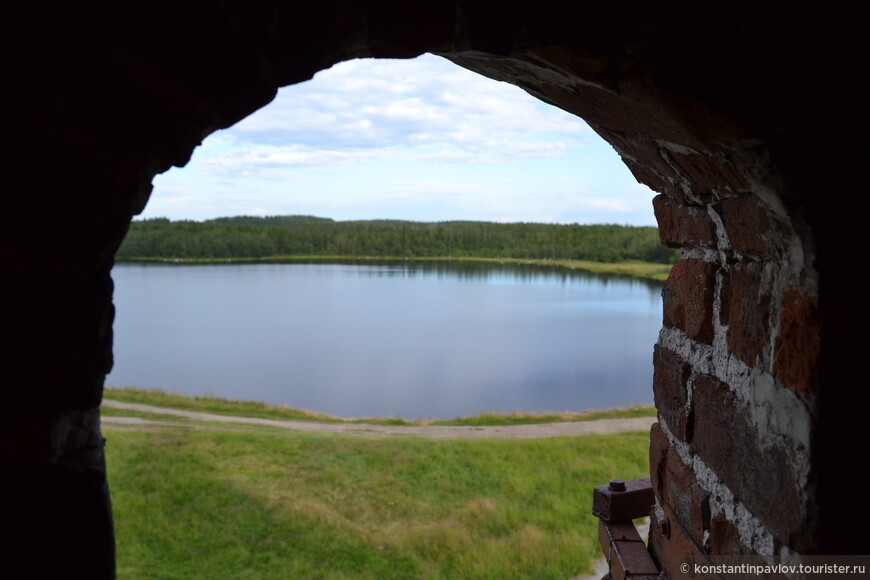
[2,2,865,577]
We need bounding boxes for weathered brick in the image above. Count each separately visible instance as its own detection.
[646,506,665,570]
[652,194,717,249]
[649,503,708,576]
[611,138,683,183]
[652,345,692,441]
[649,421,669,502]
[726,263,771,367]
[775,288,820,395]
[647,508,666,570]
[692,374,806,550]
[614,138,690,204]
[709,514,750,555]
[662,450,710,548]
[667,150,749,197]
[662,259,717,343]
[624,158,678,201]
[716,195,771,255]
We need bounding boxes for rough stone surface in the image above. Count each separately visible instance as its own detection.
[662,259,717,343]
[726,263,772,368]
[775,288,821,396]
[649,503,707,576]
[0,409,105,469]
[649,422,669,502]
[652,194,717,249]
[652,346,693,441]
[666,151,749,198]
[663,449,710,548]
[692,374,805,551]
[611,139,688,203]
[716,195,771,256]
[709,514,751,555]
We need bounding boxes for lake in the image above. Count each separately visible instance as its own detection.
[106,261,663,420]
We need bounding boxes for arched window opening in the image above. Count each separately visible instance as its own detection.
[102,53,669,579]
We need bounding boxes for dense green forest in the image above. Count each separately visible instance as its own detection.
[116,215,679,264]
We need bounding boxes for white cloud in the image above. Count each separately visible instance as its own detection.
[143,53,657,225]
[205,145,390,174]
[224,54,591,160]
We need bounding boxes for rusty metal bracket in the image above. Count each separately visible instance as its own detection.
[593,477,655,523]
[592,478,659,580]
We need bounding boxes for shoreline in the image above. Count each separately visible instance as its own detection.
[115,255,674,281]
[103,387,657,428]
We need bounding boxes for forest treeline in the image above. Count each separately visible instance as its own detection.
[116,215,680,264]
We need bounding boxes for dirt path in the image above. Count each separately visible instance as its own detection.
[101,399,656,439]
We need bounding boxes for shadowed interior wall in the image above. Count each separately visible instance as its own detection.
[2,2,865,577]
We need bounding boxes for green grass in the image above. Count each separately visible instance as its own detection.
[105,422,650,579]
[118,255,674,281]
[104,387,657,426]
[105,387,342,422]
[432,405,658,426]
[100,406,191,422]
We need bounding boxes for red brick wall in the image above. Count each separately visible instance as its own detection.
[649,186,819,558]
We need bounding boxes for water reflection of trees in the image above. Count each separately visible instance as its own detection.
[336,259,663,291]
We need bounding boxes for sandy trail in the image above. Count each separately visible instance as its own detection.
[101,399,656,439]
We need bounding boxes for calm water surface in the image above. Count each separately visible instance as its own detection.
[107,262,662,419]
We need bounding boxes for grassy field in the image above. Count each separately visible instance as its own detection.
[103,387,657,426]
[105,410,651,579]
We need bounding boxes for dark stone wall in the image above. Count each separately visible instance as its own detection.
[2,1,865,576]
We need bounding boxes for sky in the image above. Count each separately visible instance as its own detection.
[141,53,657,225]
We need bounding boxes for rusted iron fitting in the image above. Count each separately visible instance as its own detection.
[593,477,654,523]
[592,478,659,580]
[609,479,627,492]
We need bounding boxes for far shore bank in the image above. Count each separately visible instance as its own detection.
[115,255,673,281]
